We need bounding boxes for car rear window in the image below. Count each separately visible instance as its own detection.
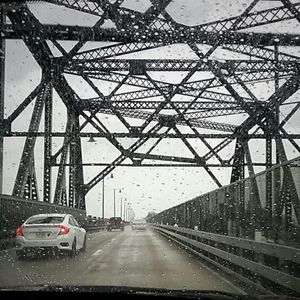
[26,216,65,224]
[133,219,146,223]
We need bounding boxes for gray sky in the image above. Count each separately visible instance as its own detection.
[3,0,300,219]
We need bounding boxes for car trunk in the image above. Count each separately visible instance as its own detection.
[22,224,61,240]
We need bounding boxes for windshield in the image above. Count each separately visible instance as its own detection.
[25,216,65,225]
[133,219,146,224]
[0,0,299,298]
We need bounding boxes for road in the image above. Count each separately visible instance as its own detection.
[0,226,245,293]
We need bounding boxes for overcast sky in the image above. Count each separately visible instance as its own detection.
[3,0,300,219]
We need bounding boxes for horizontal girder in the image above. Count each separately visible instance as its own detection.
[78,100,250,111]
[5,132,300,139]
[2,23,300,46]
[68,59,299,73]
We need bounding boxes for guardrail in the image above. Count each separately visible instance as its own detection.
[150,156,300,247]
[84,226,106,233]
[152,224,300,296]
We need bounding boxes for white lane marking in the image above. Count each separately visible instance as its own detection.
[92,249,103,256]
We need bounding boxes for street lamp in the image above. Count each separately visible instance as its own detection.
[113,188,121,218]
[102,173,114,221]
[120,197,123,219]
[123,199,127,221]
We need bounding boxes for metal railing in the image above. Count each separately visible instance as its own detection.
[151,156,300,247]
[152,224,300,296]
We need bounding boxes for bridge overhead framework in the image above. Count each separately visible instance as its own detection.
[0,0,299,221]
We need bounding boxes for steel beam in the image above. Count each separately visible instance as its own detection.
[53,119,71,205]
[69,59,299,73]
[0,5,4,194]
[12,86,48,199]
[43,82,52,203]
[2,22,300,46]
[3,0,300,210]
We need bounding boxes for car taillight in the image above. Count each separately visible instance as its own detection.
[55,225,70,235]
[16,225,25,236]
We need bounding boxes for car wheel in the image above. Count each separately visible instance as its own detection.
[81,235,86,252]
[68,239,77,257]
[16,250,26,260]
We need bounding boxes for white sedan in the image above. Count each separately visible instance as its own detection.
[131,219,147,230]
[15,213,86,259]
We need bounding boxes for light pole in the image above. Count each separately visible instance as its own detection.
[113,188,121,218]
[120,197,122,219]
[113,188,116,217]
[124,198,127,221]
[102,177,104,221]
[102,173,114,221]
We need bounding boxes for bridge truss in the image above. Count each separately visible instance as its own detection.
[0,0,300,216]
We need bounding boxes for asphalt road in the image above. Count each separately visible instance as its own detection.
[0,226,245,293]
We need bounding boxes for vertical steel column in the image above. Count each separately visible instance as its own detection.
[68,109,85,209]
[102,179,105,220]
[245,143,262,238]
[0,6,5,194]
[13,86,46,198]
[265,135,273,238]
[274,44,280,134]
[23,159,39,200]
[69,127,75,207]
[61,171,68,206]
[276,138,300,234]
[231,137,245,183]
[53,120,70,205]
[239,157,245,237]
[74,116,85,210]
[231,137,245,236]
[273,44,281,242]
[68,109,77,207]
[264,46,276,238]
[43,82,52,202]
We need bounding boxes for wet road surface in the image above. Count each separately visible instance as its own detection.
[0,226,245,293]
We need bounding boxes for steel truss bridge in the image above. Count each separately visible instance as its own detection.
[0,0,300,295]
[0,0,299,223]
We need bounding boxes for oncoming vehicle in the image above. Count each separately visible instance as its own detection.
[131,219,147,231]
[15,214,86,259]
[107,217,124,232]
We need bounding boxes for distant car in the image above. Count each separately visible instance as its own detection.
[132,219,147,231]
[15,214,86,259]
[107,217,124,231]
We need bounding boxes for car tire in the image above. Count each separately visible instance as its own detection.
[81,235,86,252]
[16,250,26,260]
[68,239,77,257]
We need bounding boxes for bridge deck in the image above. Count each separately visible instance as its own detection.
[0,226,245,294]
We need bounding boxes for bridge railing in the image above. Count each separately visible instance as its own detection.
[0,194,86,239]
[152,224,300,296]
[151,156,300,247]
